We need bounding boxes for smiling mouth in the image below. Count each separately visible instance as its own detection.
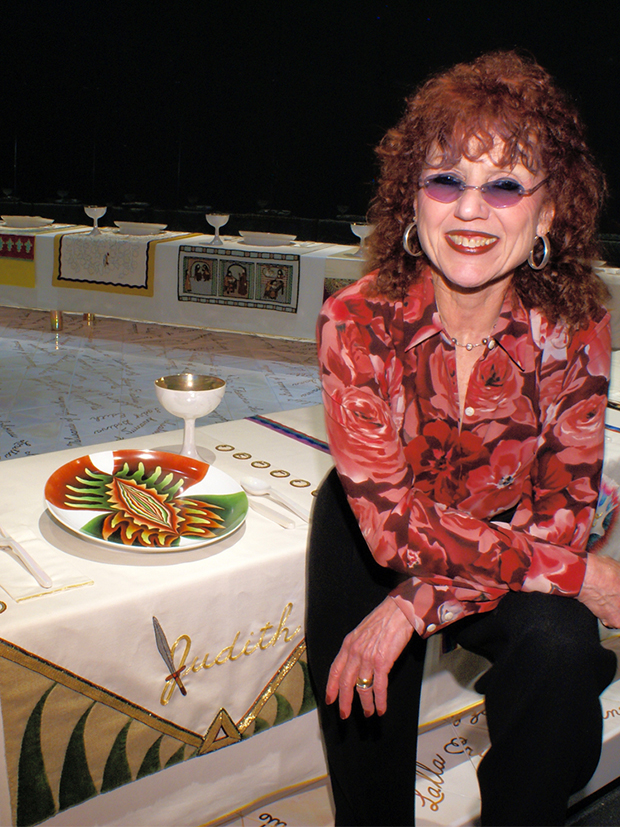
[446,232,498,255]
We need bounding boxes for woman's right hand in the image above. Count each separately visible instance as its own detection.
[577,554,620,628]
[325,596,414,719]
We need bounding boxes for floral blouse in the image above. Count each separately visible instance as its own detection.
[317,269,611,638]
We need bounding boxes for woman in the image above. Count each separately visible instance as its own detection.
[306,51,620,826]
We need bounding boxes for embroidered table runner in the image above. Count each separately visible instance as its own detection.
[0,407,333,827]
[177,238,333,314]
[54,230,199,297]
[0,226,85,288]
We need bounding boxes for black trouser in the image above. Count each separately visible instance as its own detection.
[305,468,618,826]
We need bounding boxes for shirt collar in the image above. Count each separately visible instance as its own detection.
[403,270,443,351]
[404,269,532,371]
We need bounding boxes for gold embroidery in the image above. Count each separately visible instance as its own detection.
[160,603,302,705]
[237,640,306,734]
[0,634,315,823]
[198,708,241,755]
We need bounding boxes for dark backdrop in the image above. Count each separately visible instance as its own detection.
[2,1,619,231]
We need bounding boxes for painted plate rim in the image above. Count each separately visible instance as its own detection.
[238,230,296,246]
[44,448,248,552]
[0,215,55,228]
[113,221,168,235]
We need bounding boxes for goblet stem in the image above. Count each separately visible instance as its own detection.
[181,417,200,459]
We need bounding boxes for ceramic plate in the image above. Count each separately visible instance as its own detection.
[1,216,54,228]
[239,230,296,246]
[45,449,247,551]
[114,221,167,235]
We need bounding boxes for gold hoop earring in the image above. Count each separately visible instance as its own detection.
[403,222,423,257]
[528,234,551,270]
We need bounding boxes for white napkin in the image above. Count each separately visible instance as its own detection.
[0,526,93,602]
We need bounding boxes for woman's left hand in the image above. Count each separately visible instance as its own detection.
[325,596,414,719]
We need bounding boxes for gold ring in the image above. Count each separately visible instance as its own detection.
[355,676,374,690]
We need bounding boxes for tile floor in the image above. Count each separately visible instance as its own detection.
[0,307,323,461]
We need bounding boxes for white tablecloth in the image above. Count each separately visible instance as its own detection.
[0,229,364,340]
[0,407,333,827]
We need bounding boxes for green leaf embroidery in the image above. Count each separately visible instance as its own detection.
[100,720,132,793]
[16,684,56,827]
[136,734,163,779]
[58,702,97,808]
[297,660,317,715]
[273,693,294,726]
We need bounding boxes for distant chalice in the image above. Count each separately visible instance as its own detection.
[155,373,226,460]
[350,223,374,257]
[84,205,107,235]
[206,213,229,245]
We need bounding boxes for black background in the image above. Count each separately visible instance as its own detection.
[2,1,619,230]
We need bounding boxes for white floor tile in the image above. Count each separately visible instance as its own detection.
[0,307,321,460]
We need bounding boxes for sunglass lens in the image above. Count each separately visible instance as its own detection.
[483,180,524,208]
[423,175,462,202]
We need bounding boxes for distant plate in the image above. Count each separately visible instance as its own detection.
[114,221,167,236]
[239,230,296,246]
[44,449,248,551]
[1,215,54,228]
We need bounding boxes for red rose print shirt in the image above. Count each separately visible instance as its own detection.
[317,269,611,637]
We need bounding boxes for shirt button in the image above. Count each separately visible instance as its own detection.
[444,611,454,621]
[465,406,475,417]
[427,623,437,633]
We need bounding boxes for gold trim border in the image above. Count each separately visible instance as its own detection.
[418,698,485,734]
[0,638,202,747]
[0,635,311,754]
[237,640,307,734]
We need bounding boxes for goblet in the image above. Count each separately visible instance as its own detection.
[154,373,226,460]
[84,205,107,235]
[350,223,374,257]
[206,213,229,245]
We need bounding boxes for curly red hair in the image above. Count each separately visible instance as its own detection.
[366,50,607,328]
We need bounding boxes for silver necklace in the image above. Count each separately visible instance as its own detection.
[437,309,496,351]
[449,336,491,351]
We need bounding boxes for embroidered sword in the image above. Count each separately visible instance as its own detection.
[153,616,187,696]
